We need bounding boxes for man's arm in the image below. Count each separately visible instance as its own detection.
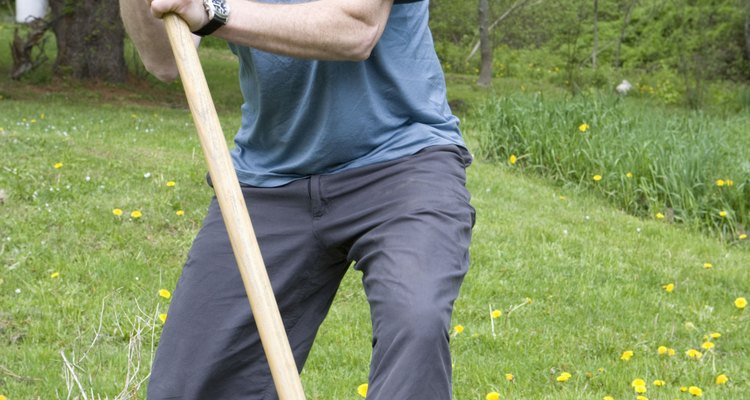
[149,0,394,61]
[120,0,201,81]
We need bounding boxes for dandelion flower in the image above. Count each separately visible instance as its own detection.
[636,396,648,400]
[715,374,729,385]
[709,332,721,339]
[680,386,688,392]
[655,212,665,220]
[726,179,734,186]
[703,262,713,269]
[176,210,185,216]
[158,289,172,299]
[735,297,747,309]
[54,162,64,169]
[485,392,500,400]
[688,386,703,397]
[158,313,167,323]
[112,208,123,216]
[667,348,676,356]
[603,396,614,400]
[492,309,502,319]
[634,384,647,394]
[579,123,590,133]
[626,172,633,178]
[509,154,517,165]
[653,379,665,387]
[620,350,634,361]
[739,233,747,240]
[453,324,464,334]
[166,181,176,187]
[662,283,674,293]
[357,383,368,398]
[0,395,7,400]
[556,372,572,382]
[631,378,646,388]
[131,210,143,219]
[716,179,725,187]
[686,349,703,359]
[719,210,728,218]
[593,174,602,182]
[505,373,514,381]
[657,345,668,355]
[50,271,60,279]
[701,341,714,350]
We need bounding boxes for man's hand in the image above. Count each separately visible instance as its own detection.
[149,0,209,32]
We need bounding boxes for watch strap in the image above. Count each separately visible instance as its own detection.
[192,18,225,37]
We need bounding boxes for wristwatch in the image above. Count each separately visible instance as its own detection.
[192,0,230,37]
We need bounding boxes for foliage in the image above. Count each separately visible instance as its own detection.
[470,91,750,239]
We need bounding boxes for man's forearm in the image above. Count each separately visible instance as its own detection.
[120,0,184,81]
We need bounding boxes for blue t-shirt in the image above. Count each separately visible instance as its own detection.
[228,0,465,187]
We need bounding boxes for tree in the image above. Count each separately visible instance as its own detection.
[48,0,127,82]
[477,0,492,86]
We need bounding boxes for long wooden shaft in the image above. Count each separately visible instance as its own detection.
[163,14,306,399]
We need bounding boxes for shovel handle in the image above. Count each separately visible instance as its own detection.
[163,14,305,400]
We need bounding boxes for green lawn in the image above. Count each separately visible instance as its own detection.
[1,44,748,399]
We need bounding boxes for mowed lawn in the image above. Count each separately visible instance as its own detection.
[1,46,749,399]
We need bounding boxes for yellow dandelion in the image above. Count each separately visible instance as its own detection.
[681,386,688,392]
[556,372,572,382]
[726,179,734,186]
[657,345,668,355]
[686,349,703,359]
[715,374,729,385]
[492,309,502,319]
[688,386,703,397]
[485,392,500,400]
[50,271,60,279]
[603,396,614,400]
[131,210,143,219]
[703,262,713,269]
[740,233,747,240]
[634,384,647,394]
[735,297,747,309]
[593,174,602,182]
[709,332,721,339]
[719,210,728,218]
[667,348,676,356]
[112,208,123,216]
[53,162,64,169]
[579,123,590,132]
[653,379,665,387]
[505,373,514,381]
[0,395,7,400]
[166,181,176,187]
[626,172,634,178]
[631,378,646,388]
[158,289,172,299]
[509,154,517,165]
[701,341,715,350]
[655,212,665,220]
[357,383,368,398]
[453,324,464,334]
[176,210,185,216]
[158,313,167,323]
[715,179,725,187]
[662,283,674,293]
[636,396,648,400]
[620,350,634,361]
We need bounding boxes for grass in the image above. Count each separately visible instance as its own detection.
[1,32,749,400]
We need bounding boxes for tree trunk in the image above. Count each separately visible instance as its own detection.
[48,0,127,82]
[477,0,492,86]
[592,0,598,69]
[615,0,638,73]
[745,0,750,61]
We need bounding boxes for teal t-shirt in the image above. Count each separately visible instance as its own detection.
[228,0,465,187]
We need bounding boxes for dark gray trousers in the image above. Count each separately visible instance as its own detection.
[147,145,475,399]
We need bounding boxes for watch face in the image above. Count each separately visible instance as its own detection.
[212,0,230,19]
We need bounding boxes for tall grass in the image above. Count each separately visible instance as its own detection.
[470,92,750,239]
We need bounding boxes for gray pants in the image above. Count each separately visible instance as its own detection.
[147,145,475,399]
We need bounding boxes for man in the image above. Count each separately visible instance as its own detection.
[120,0,475,398]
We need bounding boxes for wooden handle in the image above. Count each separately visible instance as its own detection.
[163,14,306,400]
